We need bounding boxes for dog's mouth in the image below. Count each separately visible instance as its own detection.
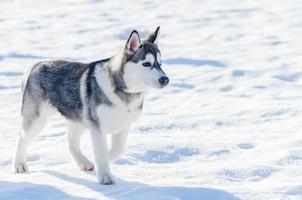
[155,83,168,89]
[159,83,169,89]
[143,78,169,89]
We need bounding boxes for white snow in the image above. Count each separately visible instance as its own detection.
[0,0,302,199]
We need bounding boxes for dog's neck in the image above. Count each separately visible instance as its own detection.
[106,52,127,92]
[105,53,145,103]
[108,50,125,71]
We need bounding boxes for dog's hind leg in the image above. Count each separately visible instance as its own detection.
[13,102,50,173]
[66,120,94,171]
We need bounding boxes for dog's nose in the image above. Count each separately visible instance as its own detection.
[159,76,169,87]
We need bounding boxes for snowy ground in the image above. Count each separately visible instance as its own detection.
[0,0,302,199]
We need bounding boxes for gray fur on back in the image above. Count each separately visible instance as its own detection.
[22,60,110,122]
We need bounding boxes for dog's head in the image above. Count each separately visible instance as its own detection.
[121,27,169,93]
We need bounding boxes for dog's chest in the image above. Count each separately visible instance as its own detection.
[96,102,142,134]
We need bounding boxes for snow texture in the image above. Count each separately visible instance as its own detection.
[0,0,302,199]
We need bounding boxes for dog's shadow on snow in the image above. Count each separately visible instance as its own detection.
[0,180,93,200]
[43,170,240,200]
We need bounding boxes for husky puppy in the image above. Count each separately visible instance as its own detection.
[13,27,169,185]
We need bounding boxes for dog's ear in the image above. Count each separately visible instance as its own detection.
[147,26,160,45]
[126,30,141,54]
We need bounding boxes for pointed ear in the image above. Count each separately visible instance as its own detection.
[147,26,160,45]
[126,30,141,54]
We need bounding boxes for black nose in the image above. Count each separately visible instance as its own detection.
[159,76,169,87]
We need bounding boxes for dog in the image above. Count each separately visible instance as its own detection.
[13,27,169,185]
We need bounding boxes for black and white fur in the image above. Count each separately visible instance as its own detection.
[13,27,169,185]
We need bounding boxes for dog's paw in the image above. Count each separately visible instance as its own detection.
[78,160,95,171]
[98,173,115,185]
[14,162,28,173]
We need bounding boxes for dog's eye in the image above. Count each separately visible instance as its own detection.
[142,62,152,67]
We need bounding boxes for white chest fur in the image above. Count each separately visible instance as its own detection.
[96,103,142,134]
[94,64,144,134]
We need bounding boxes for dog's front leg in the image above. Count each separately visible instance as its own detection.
[90,127,115,185]
[109,127,129,161]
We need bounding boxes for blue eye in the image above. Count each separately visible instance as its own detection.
[143,62,152,67]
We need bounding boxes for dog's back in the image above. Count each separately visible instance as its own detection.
[22,60,89,121]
